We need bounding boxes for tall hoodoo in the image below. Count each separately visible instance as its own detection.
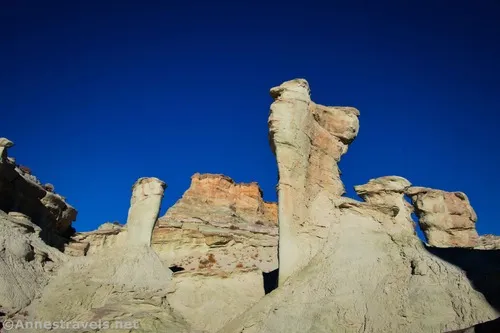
[126,177,166,246]
[269,79,360,284]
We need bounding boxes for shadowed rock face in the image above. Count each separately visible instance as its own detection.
[268,79,360,284]
[0,139,77,247]
[407,187,479,247]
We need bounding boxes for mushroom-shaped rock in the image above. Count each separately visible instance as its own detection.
[0,137,14,148]
[126,177,167,247]
[354,176,415,237]
[0,137,14,161]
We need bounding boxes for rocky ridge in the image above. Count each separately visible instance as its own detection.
[0,78,499,333]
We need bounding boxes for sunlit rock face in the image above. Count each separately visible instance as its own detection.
[151,173,278,332]
[268,78,360,284]
[218,79,498,333]
[407,187,479,248]
[126,177,167,247]
[354,176,416,239]
[153,173,278,274]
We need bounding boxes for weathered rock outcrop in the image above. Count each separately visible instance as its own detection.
[0,211,67,317]
[153,173,278,274]
[268,79,360,284]
[67,222,125,256]
[23,177,189,332]
[127,177,167,246]
[219,79,498,333]
[60,173,278,332]
[0,139,77,248]
[354,176,415,236]
[407,187,479,248]
[2,78,500,333]
[151,173,278,332]
[477,235,500,250]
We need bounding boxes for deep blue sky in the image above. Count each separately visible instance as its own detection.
[1,1,499,235]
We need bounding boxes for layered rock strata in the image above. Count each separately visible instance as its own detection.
[407,187,479,247]
[268,79,360,284]
[153,173,278,274]
[153,174,278,330]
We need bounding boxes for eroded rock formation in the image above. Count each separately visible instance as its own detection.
[219,79,498,333]
[268,79,360,284]
[152,173,278,332]
[407,187,479,247]
[67,222,125,256]
[153,173,278,274]
[354,176,415,236]
[0,139,77,248]
[127,177,167,246]
[477,235,500,250]
[24,177,185,332]
[0,210,67,316]
[1,78,499,333]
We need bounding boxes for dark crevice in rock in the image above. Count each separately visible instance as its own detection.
[169,266,185,273]
[263,268,278,294]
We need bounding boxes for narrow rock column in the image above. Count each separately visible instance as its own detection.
[126,177,166,247]
[269,79,360,285]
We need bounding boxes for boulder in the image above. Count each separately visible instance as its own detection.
[407,187,479,247]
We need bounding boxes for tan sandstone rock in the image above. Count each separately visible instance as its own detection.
[150,173,278,332]
[268,78,360,284]
[219,79,498,333]
[0,139,77,246]
[24,177,188,332]
[153,173,278,274]
[127,177,167,246]
[407,186,479,247]
[0,210,67,317]
[68,222,126,256]
[476,235,500,250]
[353,176,416,236]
